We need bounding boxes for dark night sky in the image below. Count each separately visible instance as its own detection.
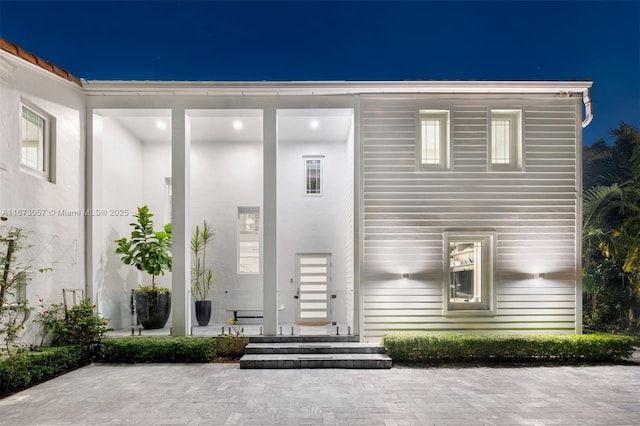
[1,0,638,145]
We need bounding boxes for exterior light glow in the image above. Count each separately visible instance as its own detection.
[232,120,243,130]
[310,119,320,129]
[400,273,409,280]
[532,272,544,280]
[155,120,167,130]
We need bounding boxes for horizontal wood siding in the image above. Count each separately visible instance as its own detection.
[360,95,580,340]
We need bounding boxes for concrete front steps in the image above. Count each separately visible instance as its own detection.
[239,339,392,369]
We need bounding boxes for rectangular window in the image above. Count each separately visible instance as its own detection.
[418,110,449,169]
[304,157,323,195]
[491,110,522,170]
[446,232,494,312]
[21,105,48,174]
[238,207,260,274]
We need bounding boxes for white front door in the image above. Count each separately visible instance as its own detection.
[296,253,331,323]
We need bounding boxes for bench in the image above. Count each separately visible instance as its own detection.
[226,309,263,322]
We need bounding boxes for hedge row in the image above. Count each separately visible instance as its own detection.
[99,337,217,363]
[383,333,638,363]
[0,346,88,395]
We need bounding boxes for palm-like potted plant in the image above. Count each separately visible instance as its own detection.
[115,206,172,330]
[191,220,214,326]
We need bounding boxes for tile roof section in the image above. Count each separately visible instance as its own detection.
[0,37,82,86]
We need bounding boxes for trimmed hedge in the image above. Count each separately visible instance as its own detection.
[383,333,638,363]
[0,346,88,395]
[99,337,217,363]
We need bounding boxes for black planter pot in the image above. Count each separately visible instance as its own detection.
[195,300,212,326]
[135,291,171,330]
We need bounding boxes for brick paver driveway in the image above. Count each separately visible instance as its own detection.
[1,362,639,425]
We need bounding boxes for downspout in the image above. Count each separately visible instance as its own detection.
[582,86,593,128]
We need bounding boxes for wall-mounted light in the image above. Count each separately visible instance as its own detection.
[400,273,409,280]
[532,272,545,280]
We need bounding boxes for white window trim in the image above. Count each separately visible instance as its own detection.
[237,206,261,274]
[20,101,54,181]
[443,230,496,316]
[303,155,324,196]
[490,109,522,171]
[417,110,450,171]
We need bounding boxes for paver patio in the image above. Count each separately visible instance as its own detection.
[1,361,639,425]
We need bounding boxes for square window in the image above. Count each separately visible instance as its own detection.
[445,232,494,312]
[491,110,522,170]
[238,207,260,274]
[304,157,323,195]
[418,110,450,170]
[21,105,47,174]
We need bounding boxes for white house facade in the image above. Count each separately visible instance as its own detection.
[0,39,593,342]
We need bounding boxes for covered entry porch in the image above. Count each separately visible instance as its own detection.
[86,91,358,338]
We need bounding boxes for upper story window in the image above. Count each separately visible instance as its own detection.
[304,157,323,196]
[490,110,522,170]
[445,231,494,313]
[238,207,260,274]
[21,104,49,176]
[418,110,450,170]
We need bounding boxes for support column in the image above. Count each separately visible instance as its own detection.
[263,107,278,335]
[171,108,190,336]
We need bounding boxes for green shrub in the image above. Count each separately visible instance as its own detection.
[383,333,638,363]
[99,337,217,363]
[0,346,87,395]
[37,299,111,355]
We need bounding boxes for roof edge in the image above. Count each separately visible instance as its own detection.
[0,37,82,87]
[81,79,593,96]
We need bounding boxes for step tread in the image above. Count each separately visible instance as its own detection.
[240,353,392,369]
[246,343,383,349]
[241,353,391,361]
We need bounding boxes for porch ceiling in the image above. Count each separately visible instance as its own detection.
[97,108,352,145]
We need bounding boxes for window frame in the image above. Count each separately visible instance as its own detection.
[303,156,324,196]
[237,207,261,274]
[490,109,522,171]
[20,102,53,179]
[417,110,450,171]
[443,230,496,315]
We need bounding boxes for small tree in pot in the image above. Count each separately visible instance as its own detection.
[115,206,172,330]
[191,220,214,326]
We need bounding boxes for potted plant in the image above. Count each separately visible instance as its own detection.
[115,206,172,330]
[191,220,214,326]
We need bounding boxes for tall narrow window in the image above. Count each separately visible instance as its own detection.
[491,110,522,170]
[418,110,449,169]
[304,157,323,195]
[21,105,47,174]
[445,232,494,312]
[238,207,260,274]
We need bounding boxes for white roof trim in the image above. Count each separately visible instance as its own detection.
[82,80,593,96]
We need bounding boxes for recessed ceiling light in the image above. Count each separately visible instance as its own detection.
[310,119,320,129]
[155,120,167,130]
[232,120,243,130]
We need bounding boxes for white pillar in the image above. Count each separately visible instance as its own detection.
[263,107,278,335]
[171,108,190,336]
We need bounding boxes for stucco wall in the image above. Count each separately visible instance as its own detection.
[90,115,145,329]
[277,134,353,325]
[0,52,85,345]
